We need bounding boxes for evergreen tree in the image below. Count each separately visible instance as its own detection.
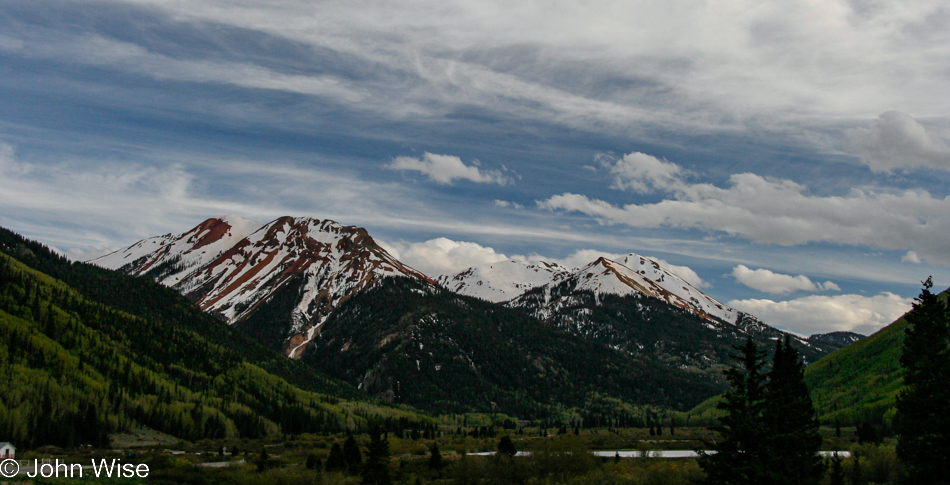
[428,442,444,470]
[851,455,865,485]
[761,336,823,485]
[344,435,363,475]
[361,427,392,485]
[699,337,770,484]
[325,442,347,472]
[828,453,845,485]
[498,435,517,458]
[895,278,950,483]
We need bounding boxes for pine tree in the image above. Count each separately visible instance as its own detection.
[699,337,770,484]
[895,277,950,483]
[344,434,363,475]
[325,442,347,472]
[361,427,392,485]
[828,453,845,485]
[498,435,517,458]
[851,455,865,485]
[761,336,823,485]
[428,442,444,470]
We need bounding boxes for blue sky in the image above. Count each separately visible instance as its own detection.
[2,0,949,336]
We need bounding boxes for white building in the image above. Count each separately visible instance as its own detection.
[0,443,14,459]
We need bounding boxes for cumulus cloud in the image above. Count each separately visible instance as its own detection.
[730,265,837,294]
[388,153,510,185]
[851,111,950,172]
[380,237,511,277]
[599,152,684,193]
[539,152,950,262]
[902,251,922,264]
[729,293,913,336]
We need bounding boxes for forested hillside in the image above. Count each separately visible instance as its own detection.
[306,276,723,418]
[803,286,949,425]
[0,228,428,448]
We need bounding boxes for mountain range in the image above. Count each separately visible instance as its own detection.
[87,215,841,414]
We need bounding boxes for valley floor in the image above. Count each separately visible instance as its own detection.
[9,425,898,485]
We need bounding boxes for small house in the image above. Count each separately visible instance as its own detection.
[0,442,14,459]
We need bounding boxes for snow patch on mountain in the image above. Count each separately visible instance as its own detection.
[436,260,570,302]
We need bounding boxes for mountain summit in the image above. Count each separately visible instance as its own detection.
[91,216,431,357]
[442,253,740,325]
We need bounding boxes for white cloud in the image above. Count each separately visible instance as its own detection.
[820,281,841,292]
[729,293,913,336]
[540,152,950,262]
[731,265,818,294]
[600,151,684,193]
[493,199,523,209]
[902,251,922,264]
[380,237,510,277]
[730,264,837,294]
[0,140,506,256]
[17,0,946,143]
[851,111,950,173]
[388,153,510,185]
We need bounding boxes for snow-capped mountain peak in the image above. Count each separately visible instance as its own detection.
[443,252,740,325]
[91,215,432,358]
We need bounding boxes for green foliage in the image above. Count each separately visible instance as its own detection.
[497,435,516,458]
[0,227,429,448]
[762,337,823,485]
[701,337,823,484]
[361,427,391,485]
[525,435,597,483]
[804,286,950,425]
[325,442,347,472]
[344,435,363,475]
[427,442,443,470]
[895,277,950,482]
[828,453,845,485]
[700,337,771,484]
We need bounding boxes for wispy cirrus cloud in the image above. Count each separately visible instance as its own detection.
[0,31,363,102]
[9,0,948,140]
